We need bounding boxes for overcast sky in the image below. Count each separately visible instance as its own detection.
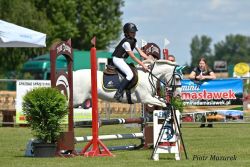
[120,0,250,65]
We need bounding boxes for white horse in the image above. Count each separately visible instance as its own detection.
[73,59,183,108]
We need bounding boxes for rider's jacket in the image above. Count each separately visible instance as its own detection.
[112,37,137,59]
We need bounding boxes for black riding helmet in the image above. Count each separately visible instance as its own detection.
[123,23,138,34]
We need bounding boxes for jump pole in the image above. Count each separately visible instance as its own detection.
[74,117,151,127]
[80,37,113,157]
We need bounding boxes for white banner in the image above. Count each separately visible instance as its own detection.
[15,80,51,124]
[15,80,92,124]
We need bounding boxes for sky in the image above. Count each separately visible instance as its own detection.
[120,0,250,65]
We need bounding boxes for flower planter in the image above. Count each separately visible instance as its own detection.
[33,143,57,157]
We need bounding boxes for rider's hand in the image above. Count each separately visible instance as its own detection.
[142,64,149,72]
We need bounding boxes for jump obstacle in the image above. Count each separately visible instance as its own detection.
[78,37,113,156]
[74,115,152,151]
[50,38,185,159]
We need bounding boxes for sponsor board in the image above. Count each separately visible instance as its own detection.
[15,80,91,124]
[181,79,243,113]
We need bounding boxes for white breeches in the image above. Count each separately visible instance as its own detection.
[113,57,134,81]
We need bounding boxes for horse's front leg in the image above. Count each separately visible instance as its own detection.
[143,95,166,107]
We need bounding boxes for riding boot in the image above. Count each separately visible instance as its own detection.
[114,78,130,102]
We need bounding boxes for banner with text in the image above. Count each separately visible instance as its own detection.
[181,78,243,113]
[181,78,243,122]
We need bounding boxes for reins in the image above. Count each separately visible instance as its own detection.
[147,62,181,97]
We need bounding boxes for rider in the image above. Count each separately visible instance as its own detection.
[112,22,149,101]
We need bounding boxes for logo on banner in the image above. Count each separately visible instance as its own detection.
[56,43,72,54]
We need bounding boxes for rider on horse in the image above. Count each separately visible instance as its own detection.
[112,22,149,102]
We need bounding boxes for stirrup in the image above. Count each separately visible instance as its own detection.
[114,91,123,102]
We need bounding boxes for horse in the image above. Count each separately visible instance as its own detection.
[73,59,184,108]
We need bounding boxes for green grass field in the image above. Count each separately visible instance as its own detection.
[0,123,250,167]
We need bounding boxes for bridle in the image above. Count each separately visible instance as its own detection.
[148,62,182,97]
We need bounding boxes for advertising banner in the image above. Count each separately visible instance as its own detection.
[15,80,91,124]
[181,79,243,122]
[15,80,51,124]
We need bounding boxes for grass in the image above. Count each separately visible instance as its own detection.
[0,123,250,167]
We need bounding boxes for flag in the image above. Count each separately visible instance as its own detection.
[141,39,147,47]
[91,36,96,46]
[164,38,170,48]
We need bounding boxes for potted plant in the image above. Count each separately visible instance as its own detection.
[170,96,184,113]
[22,87,68,157]
[159,85,184,112]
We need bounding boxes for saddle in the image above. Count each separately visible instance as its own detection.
[102,63,139,104]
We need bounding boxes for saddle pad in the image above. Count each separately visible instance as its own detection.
[102,74,120,91]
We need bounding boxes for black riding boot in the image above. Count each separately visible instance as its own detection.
[114,78,130,102]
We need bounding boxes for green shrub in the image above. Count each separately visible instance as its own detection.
[170,97,184,113]
[22,87,68,143]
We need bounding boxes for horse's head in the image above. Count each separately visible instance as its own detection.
[172,65,185,97]
[150,60,184,97]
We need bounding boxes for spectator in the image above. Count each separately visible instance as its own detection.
[189,57,216,127]
[189,57,216,81]
[200,114,206,128]
[167,55,176,62]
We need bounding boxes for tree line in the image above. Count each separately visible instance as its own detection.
[188,34,250,73]
[1,0,250,78]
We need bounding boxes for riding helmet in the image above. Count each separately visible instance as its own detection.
[123,23,138,34]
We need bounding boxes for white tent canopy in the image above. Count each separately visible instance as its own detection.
[0,20,46,47]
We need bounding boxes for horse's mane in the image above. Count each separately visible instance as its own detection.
[142,59,154,64]
[142,59,177,66]
[156,59,177,66]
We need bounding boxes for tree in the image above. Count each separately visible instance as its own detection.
[214,34,250,65]
[33,0,124,49]
[74,0,124,49]
[33,0,79,46]
[190,35,213,68]
[0,0,124,77]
